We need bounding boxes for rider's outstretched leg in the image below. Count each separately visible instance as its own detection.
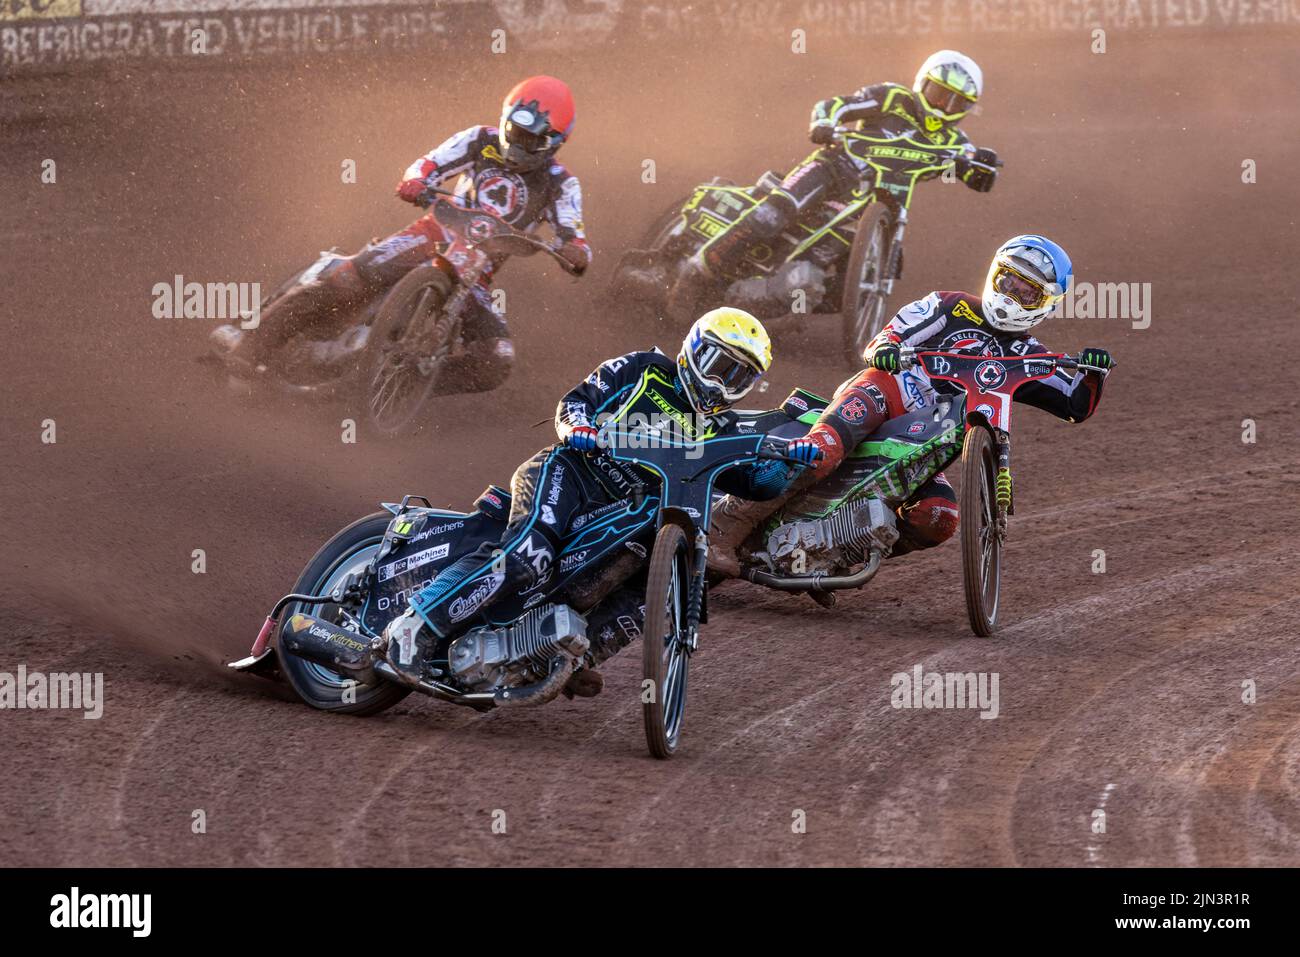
[708,369,898,577]
[666,150,852,321]
[667,197,792,323]
[235,215,446,371]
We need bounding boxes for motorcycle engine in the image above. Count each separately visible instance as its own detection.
[765,498,899,575]
[448,603,589,692]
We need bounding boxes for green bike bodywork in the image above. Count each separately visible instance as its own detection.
[763,391,969,537]
[679,179,868,283]
[679,120,967,285]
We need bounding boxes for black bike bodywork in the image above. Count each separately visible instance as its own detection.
[230,426,803,758]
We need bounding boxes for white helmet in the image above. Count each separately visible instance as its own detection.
[913,50,983,128]
[981,235,1074,334]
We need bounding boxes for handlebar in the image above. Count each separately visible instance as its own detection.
[898,346,1115,374]
[584,430,821,467]
[757,434,824,465]
[413,185,581,276]
[415,185,460,208]
[827,126,1002,167]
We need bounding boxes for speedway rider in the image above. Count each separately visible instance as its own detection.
[709,235,1115,575]
[382,307,822,695]
[668,50,1001,319]
[232,75,592,391]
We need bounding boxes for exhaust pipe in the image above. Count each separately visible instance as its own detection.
[744,552,882,592]
[277,612,380,683]
[491,656,577,709]
[373,655,577,711]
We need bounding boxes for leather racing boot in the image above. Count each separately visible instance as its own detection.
[380,605,439,685]
[707,467,822,578]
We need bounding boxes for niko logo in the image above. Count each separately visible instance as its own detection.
[49,887,151,938]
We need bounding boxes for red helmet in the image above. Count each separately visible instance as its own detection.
[498,75,575,172]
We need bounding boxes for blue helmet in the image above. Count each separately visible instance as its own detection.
[981,234,1073,333]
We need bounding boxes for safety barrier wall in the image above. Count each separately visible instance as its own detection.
[4,0,1299,74]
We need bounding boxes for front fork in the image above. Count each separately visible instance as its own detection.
[994,431,1013,541]
[417,262,478,376]
[880,205,908,293]
[683,527,709,655]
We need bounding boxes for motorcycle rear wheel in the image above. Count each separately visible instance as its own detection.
[642,523,692,759]
[363,266,453,438]
[959,426,1002,636]
[278,512,411,715]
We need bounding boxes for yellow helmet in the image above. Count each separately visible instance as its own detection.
[677,307,772,415]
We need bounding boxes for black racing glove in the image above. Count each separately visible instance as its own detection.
[810,122,836,145]
[870,342,902,374]
[1079,348,1114,372]
[957,147,1000,193]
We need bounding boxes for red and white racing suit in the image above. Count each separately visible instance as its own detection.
[806,290,1107,552]
[397,124,589,263]
[255,126,590,391]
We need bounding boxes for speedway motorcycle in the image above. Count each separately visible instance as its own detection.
[610,127,999,367]
[731,348,1110,635]
[229,425,809,759]
[207,189,580,436]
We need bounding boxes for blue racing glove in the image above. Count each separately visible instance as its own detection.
[785,437,824,466]
[563,425,599,452]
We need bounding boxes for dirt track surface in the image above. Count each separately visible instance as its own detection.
[2,28,1298,867]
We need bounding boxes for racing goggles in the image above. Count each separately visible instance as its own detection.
[693,339,762,400]
[503,120,560,155]
[919,77,976,118]
[991,263,1056,310]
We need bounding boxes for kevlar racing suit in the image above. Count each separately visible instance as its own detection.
[804,290,1107,553]
[691,83,995,296]
[408,348,800,640]
[252,125,591,392]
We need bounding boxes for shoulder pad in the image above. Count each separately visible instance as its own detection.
[936,291,985,323]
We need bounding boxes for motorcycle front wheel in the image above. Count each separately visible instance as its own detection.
[642,523,692,759]
[278,512,411,715]
[363,266,453,438]
[841,202,895,368]
[959,426,1002,636]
